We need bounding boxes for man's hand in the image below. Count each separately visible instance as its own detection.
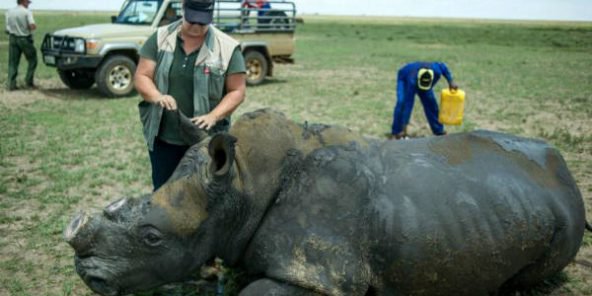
[191,113,219,130]
[155,95,177,111]
[449,82,459,91]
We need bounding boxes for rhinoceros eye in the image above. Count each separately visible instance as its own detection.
[142,228,163,247]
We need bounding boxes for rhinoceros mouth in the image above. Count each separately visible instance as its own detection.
[75,258,121,296]
[85,275,120,296]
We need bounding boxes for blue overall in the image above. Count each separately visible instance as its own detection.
[258,2,271,17]
[391,62,454,136]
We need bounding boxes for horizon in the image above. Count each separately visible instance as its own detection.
[1,0,591,22]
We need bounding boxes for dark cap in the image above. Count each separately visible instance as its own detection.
[184,0,215,25]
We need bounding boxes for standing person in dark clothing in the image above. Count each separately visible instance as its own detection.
[5,0,37,90]
[242,0,271,18]
[134,0,246,191]
[390,61,458,140]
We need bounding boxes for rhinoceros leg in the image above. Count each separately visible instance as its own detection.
[498,225,581,292]
[239,278,324,296]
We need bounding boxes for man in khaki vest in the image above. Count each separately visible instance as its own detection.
[5,0,38,90]
[135,0,246,191]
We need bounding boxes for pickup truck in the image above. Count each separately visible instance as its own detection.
[41,0,296,97]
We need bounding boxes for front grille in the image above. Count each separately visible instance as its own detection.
[42,34,85,54]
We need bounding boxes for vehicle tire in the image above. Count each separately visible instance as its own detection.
[244,50,268,86]
[95,55,136,97]
[58,70,95,89]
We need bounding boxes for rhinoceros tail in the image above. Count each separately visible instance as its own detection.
[586,221,592,233]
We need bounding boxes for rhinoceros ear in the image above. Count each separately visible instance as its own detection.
[208,133,237,176]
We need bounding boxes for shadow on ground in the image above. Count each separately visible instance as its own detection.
[38,86,137,100]
[250,78,289,87]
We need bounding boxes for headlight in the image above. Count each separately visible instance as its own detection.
[74,39,85,53]
[85,39,100,51]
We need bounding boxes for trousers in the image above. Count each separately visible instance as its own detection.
[148,138,190,191]
[391,78,445,136]
[8,34,37,89]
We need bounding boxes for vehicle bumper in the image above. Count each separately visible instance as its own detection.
[41,34,102,70]
[41,50,102,70]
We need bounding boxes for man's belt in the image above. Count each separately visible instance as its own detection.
[8,33,32,38]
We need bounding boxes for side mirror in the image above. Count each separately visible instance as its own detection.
[111,16,117,23]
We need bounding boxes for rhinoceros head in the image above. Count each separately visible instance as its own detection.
[64,134,241,296]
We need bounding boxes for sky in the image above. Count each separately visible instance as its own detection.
[1,0,591,21]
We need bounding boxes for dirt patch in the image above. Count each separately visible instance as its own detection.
[0,80,66,108]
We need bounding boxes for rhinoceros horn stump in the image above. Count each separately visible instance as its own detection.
[65,109,588,296]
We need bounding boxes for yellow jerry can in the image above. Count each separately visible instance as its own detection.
[439,88,465,125]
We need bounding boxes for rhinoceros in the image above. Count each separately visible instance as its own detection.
[64,109,588,296]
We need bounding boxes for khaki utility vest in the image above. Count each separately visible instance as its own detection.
[139,20,240,151]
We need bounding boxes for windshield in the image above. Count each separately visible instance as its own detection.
[115,0,163,25]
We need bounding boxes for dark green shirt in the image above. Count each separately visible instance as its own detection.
[139,30,246,145]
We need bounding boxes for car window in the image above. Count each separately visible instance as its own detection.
[116,0,163,25]
[158,2,183,26]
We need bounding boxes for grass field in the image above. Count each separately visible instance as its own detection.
[1,11,592,296]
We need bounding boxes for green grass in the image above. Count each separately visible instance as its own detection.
[1,12,591,296]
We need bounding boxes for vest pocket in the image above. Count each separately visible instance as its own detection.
[208,66,225,103]
[138,101,162,149]
[206,67,231,133]
[138,101,153,131]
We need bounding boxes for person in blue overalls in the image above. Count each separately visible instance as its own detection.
[390,61,458,140]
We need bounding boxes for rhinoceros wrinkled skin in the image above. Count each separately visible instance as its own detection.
[64,109,587,296]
